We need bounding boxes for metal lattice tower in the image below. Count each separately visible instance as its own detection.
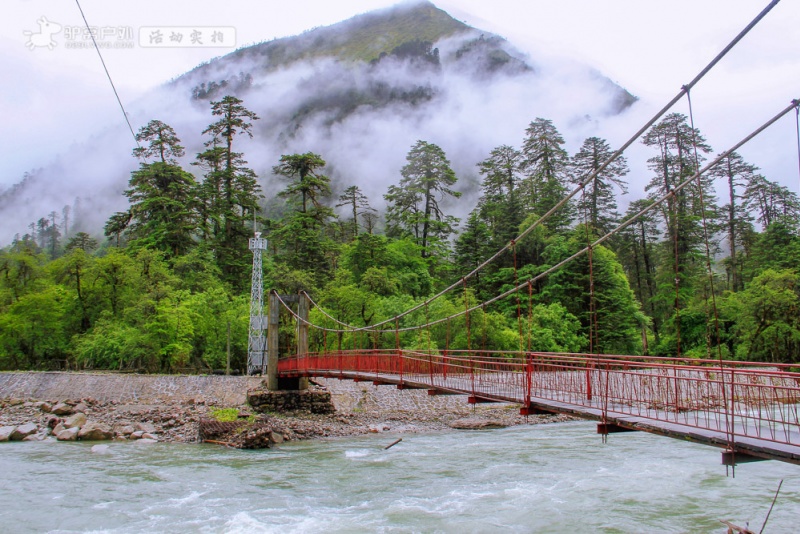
[247,232,268,375]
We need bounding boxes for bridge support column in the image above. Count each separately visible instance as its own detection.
[296,292,309,391]
[721,449,767,466]
[267,292,309,391]
[267,292,280,391]
[597,422,637,434]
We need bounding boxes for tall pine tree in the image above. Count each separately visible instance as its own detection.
[520,118,573,232]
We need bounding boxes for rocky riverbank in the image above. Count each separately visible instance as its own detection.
[0,373,575,446]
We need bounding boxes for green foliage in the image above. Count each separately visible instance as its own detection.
[385,140,461,261]
[520,118,573,232]
[236,2,468,66]
[722,269,800,363]
[0,284,69,369]
[526,303,587,353]
[5,104,799,371]
[570,136,628,235]
[540,226,645,354]
[124,162,198,258]
[209,407,240,422]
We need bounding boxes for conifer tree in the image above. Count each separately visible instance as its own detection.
[198,96,262,287]
[743,175,800,228]
[272,152,336,281]
[112,120,197,258]
[384,140,461,259]
[520,118,573,232]
[336,185,376,241]
[642,113,718,354]
[476,144,524,248]
[570,136,628,236]
[709,151,758,291]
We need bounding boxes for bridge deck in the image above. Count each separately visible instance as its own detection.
[282,366,800,466]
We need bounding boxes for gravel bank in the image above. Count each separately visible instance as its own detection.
[0,372,575,445]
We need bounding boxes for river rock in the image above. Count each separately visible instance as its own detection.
[91,444,110,454]
[130,431,145,439]
[57,427,80,441]
[141,433,158,441]
[51,403,73,416]
[449,419,507,430]
[23,433,45,442]
[11,423,38,441]
[35,401,53,413]
[8,398,24,406]
[0,426,17,441]
[73,402,89,414]
[64,413,87,429]
[117,425,135,436]
[136,438,158,444]
[135,422,156,433]
[78,422,113,441]
[53,423,65,435]
[269,432,284,444]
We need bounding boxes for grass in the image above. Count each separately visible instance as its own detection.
[209,407,240,422]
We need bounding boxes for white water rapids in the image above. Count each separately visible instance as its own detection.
[1,420,797,533]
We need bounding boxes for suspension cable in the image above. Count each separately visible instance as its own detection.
[527,281,534,353]
[795,100,800,188]
[463,278,471,353]
[686,87,735,468]
[512,240,524,352]
[672,191,682,358]
[74,0,140,149]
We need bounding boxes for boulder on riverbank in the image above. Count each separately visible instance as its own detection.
[51,403,73,416]
[64,413,87,429]
[449,418,508,430]
[10,423,38,440]
[0,426,17,441]
[78,422,113,441]
[56,427,80,441]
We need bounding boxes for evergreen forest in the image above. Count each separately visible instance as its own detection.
[3,95,800,373]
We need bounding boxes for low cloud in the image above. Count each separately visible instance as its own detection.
[0,24,652,244]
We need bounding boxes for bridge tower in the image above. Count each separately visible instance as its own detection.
[247,232,268,375]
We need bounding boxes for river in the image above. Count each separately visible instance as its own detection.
[1,420,797,533]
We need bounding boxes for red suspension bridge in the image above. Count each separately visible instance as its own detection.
[277,348,800,467]
[249,0,800,470]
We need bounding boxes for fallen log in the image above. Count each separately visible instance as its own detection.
[384,438,402,450]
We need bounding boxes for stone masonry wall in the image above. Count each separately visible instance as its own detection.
[0,372,489,414]
[0,372,263,406]
[247,390,335,414]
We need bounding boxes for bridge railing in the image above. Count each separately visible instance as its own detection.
[278,350,800,446]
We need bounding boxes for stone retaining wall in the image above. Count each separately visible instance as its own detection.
[0,372,489,414]
[0,372,263,406]
[248,390,335,414]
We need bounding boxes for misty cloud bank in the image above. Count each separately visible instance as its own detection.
[0,12,638,245]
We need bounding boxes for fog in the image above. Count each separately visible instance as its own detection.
[2,3,794,245]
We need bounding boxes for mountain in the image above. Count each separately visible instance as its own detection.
[0,1,636,244]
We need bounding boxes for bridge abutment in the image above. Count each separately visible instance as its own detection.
[266,292,309,392]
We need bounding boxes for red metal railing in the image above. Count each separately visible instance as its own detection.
[278,350,800,448]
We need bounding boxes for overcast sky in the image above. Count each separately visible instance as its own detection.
[3,0,799,190]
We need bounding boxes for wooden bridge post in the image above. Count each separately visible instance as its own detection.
[297,292,310,391]
[267,291,280,391]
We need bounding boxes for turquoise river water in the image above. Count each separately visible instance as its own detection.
[1,420,798,533]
